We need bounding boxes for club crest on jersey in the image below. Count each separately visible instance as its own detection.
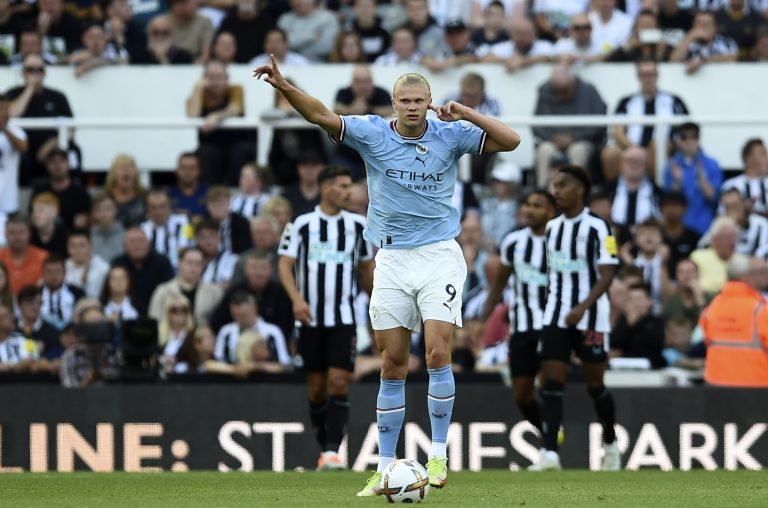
[415,143,429,155]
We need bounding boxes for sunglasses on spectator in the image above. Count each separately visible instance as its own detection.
[150,29,172,36]
[23,66,45,73]
[678,133,699,140]
[169,306,189,314]
[572,24,592,30]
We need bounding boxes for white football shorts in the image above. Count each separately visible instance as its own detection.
[369,239,467,332]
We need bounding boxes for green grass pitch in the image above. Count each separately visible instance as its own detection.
[1,471,766,507]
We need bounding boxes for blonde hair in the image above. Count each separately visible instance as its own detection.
[106,154,144,195]
[236,330,267,364]
[260,195,292,219]
[393,73,431,97]
[32,191,60,209]
[158,293,194,346]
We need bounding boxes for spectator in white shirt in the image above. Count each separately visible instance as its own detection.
[588,0,633,54]
[65,230,109,299]
[249,28,310,66]
[553,13,606,65]
[374,27,424,65]
[480,16,554,71]
[441,72,501,117]
[0,93,27,228]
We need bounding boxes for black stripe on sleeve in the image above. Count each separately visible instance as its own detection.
[478,132,487,155]
[328,116,346,144]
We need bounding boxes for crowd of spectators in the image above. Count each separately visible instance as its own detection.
[1,0,767,70]
[1,0,768,386]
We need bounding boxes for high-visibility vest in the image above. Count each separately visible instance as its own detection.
[699,281,768,388]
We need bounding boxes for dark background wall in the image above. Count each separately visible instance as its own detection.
[0,384,766,472]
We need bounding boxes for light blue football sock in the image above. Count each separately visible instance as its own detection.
[376,378,406,472]
[427,364,455,459]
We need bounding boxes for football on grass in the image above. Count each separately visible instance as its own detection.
[380,459,431,503]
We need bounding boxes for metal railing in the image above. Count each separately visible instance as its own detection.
[11,114,765,185]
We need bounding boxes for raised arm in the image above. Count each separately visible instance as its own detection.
[431,102,521,153]
[254,54,342,140]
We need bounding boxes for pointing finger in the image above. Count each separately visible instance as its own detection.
[427,104,439,113]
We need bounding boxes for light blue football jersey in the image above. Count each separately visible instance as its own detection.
[334,115,486,249]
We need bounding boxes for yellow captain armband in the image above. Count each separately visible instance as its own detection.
[604,236,618,256]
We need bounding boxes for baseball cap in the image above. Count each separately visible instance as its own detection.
[490,162,521,183]
[445,19,468,34]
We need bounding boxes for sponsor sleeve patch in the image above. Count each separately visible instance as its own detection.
[604,235,618,256]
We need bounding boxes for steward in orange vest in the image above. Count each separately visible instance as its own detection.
[699,258,768,388]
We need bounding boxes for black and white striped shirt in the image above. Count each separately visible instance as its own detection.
[230,193,271,219]
[610,177,661,227]
[698,213,768,257]
[699,214,768,256]
[214,318,291,366]
[543,208,619,333]
[0,333,39,364]
[140,214,193,269]
[42,283,84,328]
[739,215,768,256]
[696,0,768,10]
[721,175,768,214]
[615,91,688,147]
[687,35,738,60]
[278,207,373,328]
[202,250,240,285]
[500,227,549,333]
[634,253,664,304]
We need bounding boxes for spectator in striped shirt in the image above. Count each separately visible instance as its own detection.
[195,218,239,289]
[721,138,768,214]
[69,23,129,77]
[140,189,194,270]
[717,187,768,256]
[670,10,738,74]
[230,163,272,219]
